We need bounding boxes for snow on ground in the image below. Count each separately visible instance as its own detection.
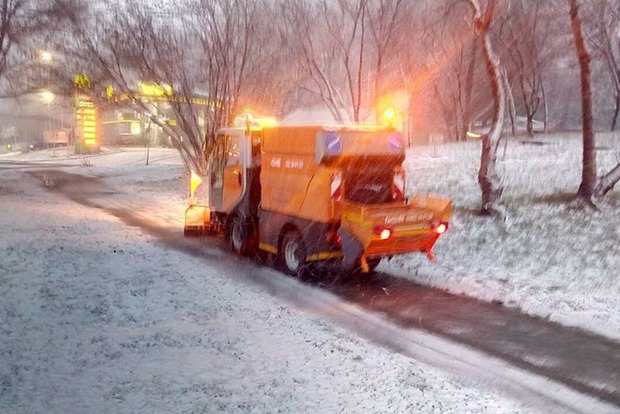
[0,150,533,413]
[386,132,619,341]
[0,132,618,413]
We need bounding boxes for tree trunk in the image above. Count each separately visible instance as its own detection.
[569,0,597,200]
[611,93,620,131]
[503,69,516,136]
[542,81,548,133]
[468,0,504,215]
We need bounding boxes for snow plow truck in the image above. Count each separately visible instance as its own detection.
[184,123,451,275]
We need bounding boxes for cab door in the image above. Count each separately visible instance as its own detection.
[209,130,250,213]
[222,132,244,211]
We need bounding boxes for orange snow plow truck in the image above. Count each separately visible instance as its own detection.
[184,124,451,275]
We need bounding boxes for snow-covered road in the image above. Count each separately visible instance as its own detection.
[1,144,618,413]
[0,164,535,413]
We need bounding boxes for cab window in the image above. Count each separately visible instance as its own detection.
[225,135,240,167]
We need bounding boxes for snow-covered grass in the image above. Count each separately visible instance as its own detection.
[0,133,618,413]
[388,132,620,340]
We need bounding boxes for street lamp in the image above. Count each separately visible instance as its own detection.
[40,90,55,104]
[38,50,53,64]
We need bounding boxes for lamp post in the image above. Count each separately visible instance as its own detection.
[41,90,55,155]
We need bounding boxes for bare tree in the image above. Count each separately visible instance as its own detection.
[466,0,505,215]
[564,0,620,199]
[497,0,551,136]
[281,0,407,123]
[406,1,493,143]
[281,0,361,123]
[65,0,281,175]
[430,23,482,141]
[585,1,620,130]
[366,0,406,104]
[0,0,81,97]
[568,0,598,202]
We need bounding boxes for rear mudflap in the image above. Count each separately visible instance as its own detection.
[337,227,364,272]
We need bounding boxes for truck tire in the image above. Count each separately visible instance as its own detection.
[280,230,306,276]
[229,215,256,256]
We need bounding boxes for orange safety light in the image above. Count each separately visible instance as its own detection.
[432,221,449,234]
[374,226,393,240]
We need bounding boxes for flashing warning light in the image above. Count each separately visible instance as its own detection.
[433,221,449,234]
[234,111,278,129]
[374,226,393,240]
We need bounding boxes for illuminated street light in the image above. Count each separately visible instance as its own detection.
[40,90,55,104]
[39,50,53,64]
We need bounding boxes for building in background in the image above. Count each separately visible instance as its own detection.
[0,94,73,153]
[101,82,213,147]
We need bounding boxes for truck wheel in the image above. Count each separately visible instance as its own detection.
[280,230,306,276]
[229,215,255,256]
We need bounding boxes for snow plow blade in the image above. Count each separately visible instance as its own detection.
[183,205,211,236]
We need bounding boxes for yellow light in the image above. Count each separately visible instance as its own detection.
[384,107,396,121]
[234,110,277,128]
[140,82,173,97]
[258,116,278,127]
[84,139,96,145]
[74,74,92,90]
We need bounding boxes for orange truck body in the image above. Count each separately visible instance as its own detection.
[185,124,451,274]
